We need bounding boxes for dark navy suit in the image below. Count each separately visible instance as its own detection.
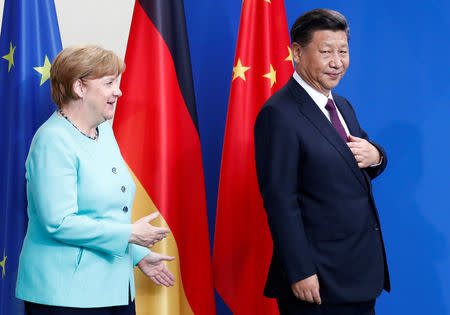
[254,77,390,305]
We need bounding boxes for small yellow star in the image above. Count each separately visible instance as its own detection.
[263,64,277,88]
[265,0,271,3]
[285,46,293,63]
[2,42,16,72]
[0,249,6,279]
[33,55,52,86]
[232,58,251,82]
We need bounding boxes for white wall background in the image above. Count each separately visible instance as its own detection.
[0,0,135,61]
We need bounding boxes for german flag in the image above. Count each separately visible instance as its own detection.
[213,0,293,314]
[112,1,215,314]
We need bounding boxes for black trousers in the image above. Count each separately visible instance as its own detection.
[25,292,135,315]
[277,299,375,315]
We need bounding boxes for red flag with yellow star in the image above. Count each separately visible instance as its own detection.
[213,0,293,314]
[113,0,215,314]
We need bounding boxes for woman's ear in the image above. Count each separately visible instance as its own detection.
[72,79,85,98]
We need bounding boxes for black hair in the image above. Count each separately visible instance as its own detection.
[290,9,350,46]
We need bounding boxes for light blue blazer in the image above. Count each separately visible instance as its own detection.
[16,112,150,307]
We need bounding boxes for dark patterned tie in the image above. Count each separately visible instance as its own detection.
[325,98,348,142]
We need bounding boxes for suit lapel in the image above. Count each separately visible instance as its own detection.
[332,94,359,137]
[333,94,371,190]
[287,78,367,191]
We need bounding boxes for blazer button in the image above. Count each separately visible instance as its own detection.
[374,224,380,231]
[123,206,128,213]
[121,186,126,193]
[112,167,117,174]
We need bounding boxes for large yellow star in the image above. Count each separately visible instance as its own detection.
[232,58,251,82]
[2,42,16,72]
[263,64,277,88]
[33,55,51,86]
[285,46,293,63]
[0,249,6,279]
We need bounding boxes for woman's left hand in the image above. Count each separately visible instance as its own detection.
[137,252,175,287]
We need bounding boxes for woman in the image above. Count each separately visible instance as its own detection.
[15,45,175,314]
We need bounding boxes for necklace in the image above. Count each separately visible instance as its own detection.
[58,108,99,141]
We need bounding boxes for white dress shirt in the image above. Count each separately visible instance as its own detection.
[293,71,350,137]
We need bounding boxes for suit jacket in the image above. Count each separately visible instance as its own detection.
[254,77,390,303]
[16,112,150,307]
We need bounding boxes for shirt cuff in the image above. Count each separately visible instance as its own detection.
[370,155,383,167]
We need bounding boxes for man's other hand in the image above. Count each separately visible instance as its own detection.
[291,274,322,304]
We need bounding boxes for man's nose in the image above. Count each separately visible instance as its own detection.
[329,53,343,68]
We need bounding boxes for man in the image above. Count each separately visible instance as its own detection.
[254,9,390,315]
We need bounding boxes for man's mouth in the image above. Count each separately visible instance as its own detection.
[326,73,341,79]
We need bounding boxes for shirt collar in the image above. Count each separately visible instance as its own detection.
[293,71,334,111]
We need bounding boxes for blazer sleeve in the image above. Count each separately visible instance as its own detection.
[366,140,388,179]
[131,244,151,266]
[26,130,131,257]
[254,106,317,284]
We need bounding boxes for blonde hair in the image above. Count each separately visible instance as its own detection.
[50,44,125,107]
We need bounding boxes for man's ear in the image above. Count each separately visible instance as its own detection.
[73,79,85,98]
[291,42,303,64]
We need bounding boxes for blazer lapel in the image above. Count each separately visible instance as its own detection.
[333,94,371,189]
[287,78,367,191]
[332,94,359,137]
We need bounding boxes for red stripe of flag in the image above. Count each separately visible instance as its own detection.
[213,0,293,314]
[113,1,215,314]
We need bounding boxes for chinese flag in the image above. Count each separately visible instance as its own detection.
[213,0,293,314]
[112,1,215,314]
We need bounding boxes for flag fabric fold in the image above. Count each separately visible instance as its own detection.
[0,0,62,314]
[112,1,215,314]
[213,0,293,314]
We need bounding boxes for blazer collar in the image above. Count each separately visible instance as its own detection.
[286,77,367,191]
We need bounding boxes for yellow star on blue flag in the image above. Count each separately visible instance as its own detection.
[34,55,52,85]
[2,41,16,72]
[0,250,6,278]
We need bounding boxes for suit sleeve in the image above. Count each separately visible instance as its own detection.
[254,106,317,284]
[26,130,131,257]
[346,99,388,179]
[365,140,387,179]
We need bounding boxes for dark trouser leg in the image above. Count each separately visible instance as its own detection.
[25,302,110,315]
[25,290,136,315]
[277,299,321,315]
[277,299,375,315]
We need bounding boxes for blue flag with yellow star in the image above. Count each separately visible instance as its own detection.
[0,0,62,313]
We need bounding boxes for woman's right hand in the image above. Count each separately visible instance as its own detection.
[129,212,170,247]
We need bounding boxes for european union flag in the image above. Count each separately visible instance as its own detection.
[0,0,62,313]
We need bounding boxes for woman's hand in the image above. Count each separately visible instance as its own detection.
[129,212,170,247]
[137,252,175,287]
